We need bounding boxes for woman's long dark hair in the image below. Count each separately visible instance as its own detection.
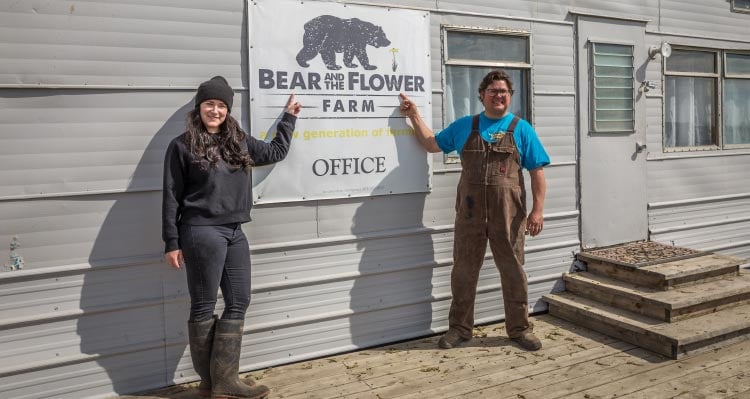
[183,108,254,170]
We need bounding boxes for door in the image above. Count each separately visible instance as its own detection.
[577,15,648,248]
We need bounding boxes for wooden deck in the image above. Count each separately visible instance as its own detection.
[125,314,750,399]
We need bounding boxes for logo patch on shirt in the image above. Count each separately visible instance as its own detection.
[491,131,506,141]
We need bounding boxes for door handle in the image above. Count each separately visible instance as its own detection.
[636,142,647,153]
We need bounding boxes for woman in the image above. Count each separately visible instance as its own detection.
[162,76,300,399]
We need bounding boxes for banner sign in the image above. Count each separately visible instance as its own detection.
[249,0,432,203]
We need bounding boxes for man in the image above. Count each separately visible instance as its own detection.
[400,70,549,351]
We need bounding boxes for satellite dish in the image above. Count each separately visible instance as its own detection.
[649,42,672,59]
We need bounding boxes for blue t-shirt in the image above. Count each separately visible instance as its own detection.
[435,112,550,171]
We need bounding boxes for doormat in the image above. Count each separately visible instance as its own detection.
[578,241,710,268]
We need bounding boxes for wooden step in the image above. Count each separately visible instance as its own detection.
[543,291,750,359]
[564,271,750,322]
[580,254,742,290]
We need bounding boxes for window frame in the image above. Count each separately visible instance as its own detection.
[441,26,533,162]
[662,47,721,152]
[588,40,636,134]
[723,51,750,149]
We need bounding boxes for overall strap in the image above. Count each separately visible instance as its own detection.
[471,114,480,132]
[506,116,521,134]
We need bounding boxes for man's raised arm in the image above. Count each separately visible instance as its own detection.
[399,93,442,153]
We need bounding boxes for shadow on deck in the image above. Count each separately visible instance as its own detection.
[119,313,750,398]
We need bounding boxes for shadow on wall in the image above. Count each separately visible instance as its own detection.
[349,108,437,349]
[77,98,193,395]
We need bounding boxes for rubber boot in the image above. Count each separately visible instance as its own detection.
[210,319,269,399]
[188,316,218,397]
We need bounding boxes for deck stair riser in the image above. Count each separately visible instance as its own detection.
[580,254,741,290]
[563,271,750,322]
[545,291,750,359]
[543,241,749,360]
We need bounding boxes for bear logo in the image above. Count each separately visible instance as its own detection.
[296,15,391,71]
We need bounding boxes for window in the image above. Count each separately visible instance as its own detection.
[590,43,635,132]
[724,53,750,146]
[443,29,531,124]
[732,0,750,13]
[663,48,750,150]
[664,49,718,148]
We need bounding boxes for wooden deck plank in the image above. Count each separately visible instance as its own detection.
[279,380,379,399]
[545,291,750,348]
[394,342,644,399]
[124,314,750,399]
[490,347,663,399]
[566,271,750,317]
[370,325,638,399]
[640,254,742,280]
[324,318,625,398]
[363,340,635,398]
[726,388,750,399]
[254,317,572,398]
[253,316,619,399]
[584,254,741,290]
[576,339,750,399]
[672,372,750,398]
[617,350,750,399]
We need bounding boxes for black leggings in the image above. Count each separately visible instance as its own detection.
[179,223,251,322]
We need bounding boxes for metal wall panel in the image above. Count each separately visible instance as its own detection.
[647,156,750,268]
[645,96,664,154]
[0,0,245,87]
[0,91,253,200]
[642,24,750,270]
[559,0,657,20]
[246,202,321,245]
[0,1,613,397]
[532,23,575,94]
[660,0,750,42]
[0,192,162,268]
[436,0,536,18]
[434,0,656,22]
[647,156,750,203]
[345,0,439,8]
[0,260,185,399]
[644,34,666,154]
[533,95,576,162]
[423,172,461,226]
[650,196,750,266]
[526,165,577,215]
[437,12,532,32]
[0,91,185,199]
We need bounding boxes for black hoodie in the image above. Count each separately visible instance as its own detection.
[161,112,296,252]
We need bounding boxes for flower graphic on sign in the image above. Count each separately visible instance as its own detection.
[390,48,399,72]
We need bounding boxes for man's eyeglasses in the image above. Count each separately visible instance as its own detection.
[485,88,513,97]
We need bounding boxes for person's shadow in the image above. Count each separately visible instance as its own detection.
[78,97,193,396]
[348,108,438,348]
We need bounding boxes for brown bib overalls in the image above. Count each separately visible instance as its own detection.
[449,114,532,340]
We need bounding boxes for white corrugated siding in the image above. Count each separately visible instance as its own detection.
[647,155,750,266]
[3,0,748,398]
[430,0,657,21]
[643,27,750,267]
[0,1,579,397]
[659,0,750,42]
[0,1,246,87]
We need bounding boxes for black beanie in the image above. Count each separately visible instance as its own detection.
[195,76,234,112]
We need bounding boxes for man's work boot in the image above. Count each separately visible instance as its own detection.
[438,329,471,349]
[511,331,542,351]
